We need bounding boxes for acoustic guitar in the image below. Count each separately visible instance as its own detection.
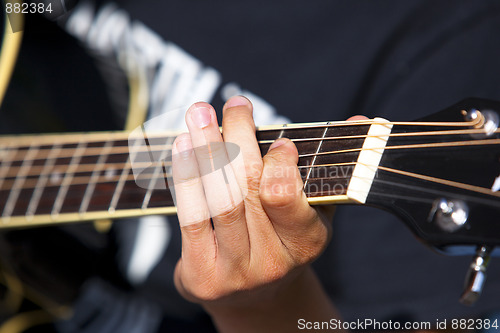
[0,98,498,305]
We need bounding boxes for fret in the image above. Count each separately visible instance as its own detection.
[141,136,174,210]
[51,140,87,218]
[109,138,142,213]
[0,144,17,191]
[84,140,129,212]
[0,120,380,226]
[79,140,114,215]
[277,124,286,139]
[26,144,62,219]
[303,123,329,189]
[2,144,39,221]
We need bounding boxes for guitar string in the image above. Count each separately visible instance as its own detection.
[0,114,495,217]
[1,155,498,213]
[370,178,500,208]
[0,116,483,147]
[0,136,498,179]
[376,165,500,198]
[5,163,498,217]
[0,126,497,211]
[0,164,355,191]
[0,125,496,164]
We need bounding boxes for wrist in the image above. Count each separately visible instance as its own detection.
[204,266,339,333]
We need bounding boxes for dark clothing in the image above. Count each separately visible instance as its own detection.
[2,1,500,331]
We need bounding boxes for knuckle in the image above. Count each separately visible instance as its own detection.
[181,220,211,239]
[288,224,330,265]
[259,182,300,209]
[246,159,263,179]
[245,172,262,195]
[175,172,202,187]
[239,159,263,194]
[213,202,244,224]
[184,281,219,302]
[173,132,190,145]
[259,254,292,284]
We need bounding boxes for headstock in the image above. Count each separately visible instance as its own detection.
[366,98,500,304]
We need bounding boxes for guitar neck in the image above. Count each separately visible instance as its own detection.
[0,120,384,228]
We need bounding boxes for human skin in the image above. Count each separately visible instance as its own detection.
[171,95,365,332]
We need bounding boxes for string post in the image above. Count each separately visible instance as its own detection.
[428,198,468,233]
[464,109,499,137]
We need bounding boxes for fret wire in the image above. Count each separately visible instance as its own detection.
[79,140,114,215]
[26,144,62,219]
[51,140,87,217]
[141,136,174,210]
[0,127,498,167]
[277,124,286,139]
[303,124,329,189]
[2,144,39,221]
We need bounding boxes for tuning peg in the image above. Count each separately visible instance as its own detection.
[460,246,493,306]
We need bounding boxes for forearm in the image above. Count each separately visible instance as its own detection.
[205,266,344,333]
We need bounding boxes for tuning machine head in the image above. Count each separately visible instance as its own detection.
[460,245,493,306]
[462,109,499,138]
[428,198,469,232]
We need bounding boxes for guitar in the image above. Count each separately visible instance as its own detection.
[0,98,499,305]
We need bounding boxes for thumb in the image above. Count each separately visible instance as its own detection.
[259,138,330,264]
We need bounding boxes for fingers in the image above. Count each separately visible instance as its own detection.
[221,96,279,245]
[259,138,330,263]
[184,102,249,260]
[171,133,215,266]
[347,115,369,121]
[222,96,263,195]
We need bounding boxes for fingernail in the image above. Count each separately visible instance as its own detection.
[268,138,287,151]
[191,107,212,128]
[176,138,193,159]
[225,95,250,109]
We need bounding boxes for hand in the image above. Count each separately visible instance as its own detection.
[171,96,352,332]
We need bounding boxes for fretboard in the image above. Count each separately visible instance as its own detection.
[0,120,381,228]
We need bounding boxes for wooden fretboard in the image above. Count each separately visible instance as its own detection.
[0,120,374,228]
